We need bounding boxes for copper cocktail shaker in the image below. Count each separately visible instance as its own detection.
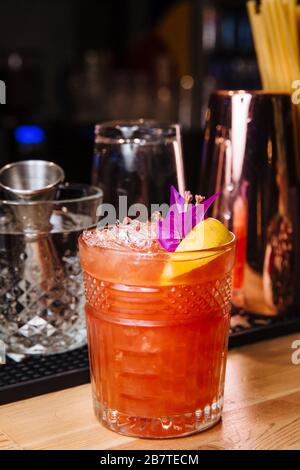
[200,91,299,316]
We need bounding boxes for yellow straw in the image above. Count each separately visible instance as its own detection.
[287,0,298,57]
[274,0,300,83]
[260,1,282,88]
[247,0,300,180]
[264,0,291,88]
[247,1,271,88]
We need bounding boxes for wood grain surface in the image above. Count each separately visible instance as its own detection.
[0,333,300,450]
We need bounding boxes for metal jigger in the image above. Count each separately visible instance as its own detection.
[0,160,65,232]
[0,160,65,290]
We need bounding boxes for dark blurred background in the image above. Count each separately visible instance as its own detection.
[0,0,259,192]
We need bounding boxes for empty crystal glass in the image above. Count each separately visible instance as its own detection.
[92,120,185,213]
[0,183,102,356]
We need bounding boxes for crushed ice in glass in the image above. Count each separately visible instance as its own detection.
[83,217,165,253]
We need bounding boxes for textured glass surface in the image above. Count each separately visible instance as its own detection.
[84,273,232,438]
[0,184,102,356]
[0,219,87,355]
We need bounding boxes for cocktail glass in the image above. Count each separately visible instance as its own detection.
[79,229,236,438]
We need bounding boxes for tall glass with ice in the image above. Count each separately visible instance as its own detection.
[79,219,236,438]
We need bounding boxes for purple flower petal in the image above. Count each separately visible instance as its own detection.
[157,205,182,251]
[157,187,221,252]
[203,191,221,216]
[170,185,185,207]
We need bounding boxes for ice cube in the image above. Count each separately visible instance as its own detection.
[83,219,164,253]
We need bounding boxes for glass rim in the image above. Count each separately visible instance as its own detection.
[79,230,236,260]
[0,183,103,207]
[94,119,180,144]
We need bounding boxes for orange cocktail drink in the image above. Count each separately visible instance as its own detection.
[79,223,235,438]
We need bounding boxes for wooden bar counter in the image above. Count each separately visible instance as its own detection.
[1,333,300,450]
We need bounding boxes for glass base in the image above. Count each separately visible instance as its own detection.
[93,397,223,439]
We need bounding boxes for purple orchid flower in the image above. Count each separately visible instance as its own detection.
[157,186,220,252]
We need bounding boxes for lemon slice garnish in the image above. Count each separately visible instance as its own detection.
[161,218,232,284]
